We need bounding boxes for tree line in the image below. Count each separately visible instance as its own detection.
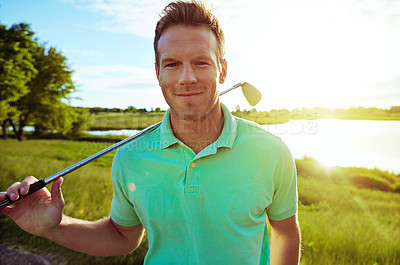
[2,23,398,140]
[0,23,90,141]
[89,106,164,114]
[232,105,400,125]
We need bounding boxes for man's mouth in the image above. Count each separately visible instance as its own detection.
[176,91,202,98]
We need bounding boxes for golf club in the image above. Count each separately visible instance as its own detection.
[0,82,262,210]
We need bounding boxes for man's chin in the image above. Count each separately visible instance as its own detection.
[176,112,204,122]
[170,106,201,121]
[182,114,198,121]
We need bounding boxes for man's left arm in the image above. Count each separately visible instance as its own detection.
[269,214,301,265]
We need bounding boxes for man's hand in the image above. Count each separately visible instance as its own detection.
[0,176,65,238]
[269,214,301,265]
[0,177,144,256]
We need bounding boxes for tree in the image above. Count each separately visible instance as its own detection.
[68,107,92,136]
[9,45,75,140]
[33,105,92,136]
[137,108,147,113]
[0,23,38,139]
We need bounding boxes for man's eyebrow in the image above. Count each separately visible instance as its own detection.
[160,58,178,65]
[193,55,213,61]
[161,57,178,62]
[161,56,212,62]
[160,54,215,64]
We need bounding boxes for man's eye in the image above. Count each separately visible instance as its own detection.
[196,62,207,66]
[165,63,177,68]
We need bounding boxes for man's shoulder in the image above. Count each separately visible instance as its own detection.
[234,116,283,143]
[232,116,294,163]
[115,125,161,156]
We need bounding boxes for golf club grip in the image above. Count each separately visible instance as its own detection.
[0,179,46,210]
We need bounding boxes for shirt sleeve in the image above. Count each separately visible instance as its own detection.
[110,150,142,226]
[266,141,298,221]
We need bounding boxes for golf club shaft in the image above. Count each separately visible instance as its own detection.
[0,122,161,210]
[0,84,244,210]
[219,83,242,96]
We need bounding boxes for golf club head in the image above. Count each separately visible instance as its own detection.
[241,82,262,106]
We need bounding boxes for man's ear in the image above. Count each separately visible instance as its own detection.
[219,59,227,84]
[155,63,160,82]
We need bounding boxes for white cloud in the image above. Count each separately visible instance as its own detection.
[65,0,171,37]
[65,0,400,109]
[213,0,400,109]
[73,64,158,92]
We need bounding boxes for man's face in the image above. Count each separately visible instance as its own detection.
[156,25,227,122]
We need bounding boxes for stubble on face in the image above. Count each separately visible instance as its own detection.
[156,25,226,126]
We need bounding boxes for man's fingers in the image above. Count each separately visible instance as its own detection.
[5,176,40,201]
[51,177,64,207]
[7,182,21,201]
[20,176,39,195]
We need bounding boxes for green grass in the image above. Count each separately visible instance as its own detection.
[90,112,164,130]
[88,109,400,131]
[0,139,147,264]
[296,158,400,265]
[0,140,399,264]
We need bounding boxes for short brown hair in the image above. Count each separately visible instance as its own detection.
[154,1,225,68]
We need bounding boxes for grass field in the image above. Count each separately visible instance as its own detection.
[90,112,164,130]
[0,139,399,264]
[88,109,400,131]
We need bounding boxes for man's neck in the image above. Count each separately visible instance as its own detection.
[170,104,224,154]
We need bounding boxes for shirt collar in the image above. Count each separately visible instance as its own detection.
[159,103,238,150]
[160,108,180,149]
[215,103,237,149]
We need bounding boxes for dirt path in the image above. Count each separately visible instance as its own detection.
[0,245,54,265]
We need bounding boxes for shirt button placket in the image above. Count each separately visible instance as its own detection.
[185,161,199,193]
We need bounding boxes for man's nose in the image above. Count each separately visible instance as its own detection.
[179,64,197,85]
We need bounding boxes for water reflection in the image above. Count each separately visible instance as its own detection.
[265,119,400,174]
[86,120,400,174]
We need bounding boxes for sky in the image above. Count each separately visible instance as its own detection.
[1,0,399,111]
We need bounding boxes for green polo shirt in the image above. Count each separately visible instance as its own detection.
[110,103,298,265]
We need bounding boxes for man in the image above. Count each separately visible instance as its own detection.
[0,1,300,264]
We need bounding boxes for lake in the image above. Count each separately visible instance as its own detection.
[263,119,400,174]
[88,119,400,174]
